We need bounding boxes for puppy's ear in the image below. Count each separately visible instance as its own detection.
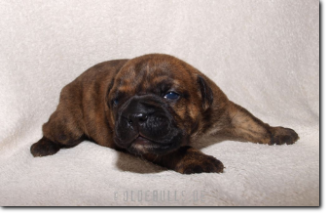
[197,75,213,111]
[105,79,115,108]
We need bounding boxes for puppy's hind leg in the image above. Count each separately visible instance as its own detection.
[30,91,86,157]
[31,137,61,157]
[219,102,299,145]
[30,108,85,157]
[31,108,85,157]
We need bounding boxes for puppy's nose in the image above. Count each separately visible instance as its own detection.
[129,112,148,125]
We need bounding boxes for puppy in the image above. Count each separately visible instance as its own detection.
[30,54,299,174]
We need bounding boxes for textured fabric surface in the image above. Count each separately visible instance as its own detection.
[0,0,319,206]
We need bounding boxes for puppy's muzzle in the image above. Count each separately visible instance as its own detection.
[127,112,148,125]
[121,97,170,131]
[114,95,182,154]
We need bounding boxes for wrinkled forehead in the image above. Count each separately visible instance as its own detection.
[114,59,192,93]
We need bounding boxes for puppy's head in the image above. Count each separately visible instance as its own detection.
[107,54,213,155]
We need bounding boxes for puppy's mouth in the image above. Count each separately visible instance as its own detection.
[127,133,178,155]
[133,134,152,146]
[130,134,158,153]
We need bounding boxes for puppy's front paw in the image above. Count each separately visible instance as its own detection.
[177,155,224,174]
[269,126,299,145]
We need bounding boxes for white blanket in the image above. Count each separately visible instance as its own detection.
[0,0,319,206]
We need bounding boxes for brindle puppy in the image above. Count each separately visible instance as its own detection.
[30,54,299,174]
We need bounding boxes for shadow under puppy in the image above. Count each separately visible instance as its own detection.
[31,54,299,174]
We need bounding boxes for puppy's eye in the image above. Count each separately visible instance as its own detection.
[113,98,119,106]
[164,92,180,100]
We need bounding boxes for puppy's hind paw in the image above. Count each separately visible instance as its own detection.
[30,137,60,157]
[269,126,299,145]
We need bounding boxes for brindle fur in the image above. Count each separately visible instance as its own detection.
[30,54,299,174]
